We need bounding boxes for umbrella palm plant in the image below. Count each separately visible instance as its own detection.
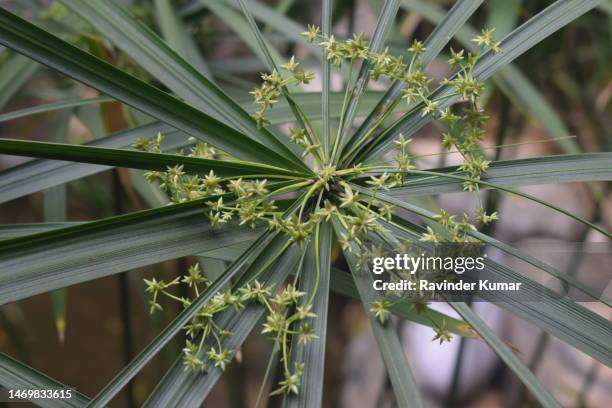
[0,0,610,407]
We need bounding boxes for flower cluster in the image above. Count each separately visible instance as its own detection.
[138,25,505,396]
[437,29,502,200]
[145,263,317,396]
[260,283,318,396]
[133,134,285,229]
[371,297,453,344]
[144,263,243,372]
[250,60,315,129]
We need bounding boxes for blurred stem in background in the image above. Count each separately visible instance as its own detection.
[577,360,602,407]
[226,360,247,408]
[44,110,71,344]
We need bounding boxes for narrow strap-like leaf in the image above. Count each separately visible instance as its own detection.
[0,222,79,239]
[152,0,213,78]
[0,198,266,305]
[385,153,612,196]
[329,267,475,339]
[0,8,303,170]
[321,0,332,157]
[0,138,307,179]
[235,0,319,156]
[44,112,70,344]
[204,0,323,60]
[399,0,580,154]
[231,0,287,71]
[0,92,391,204]
[285,222,332,407]
[0,51,39,110]
[481,259,612,368]
[198,0,349,80]
[370,197,612,367]
[334,219,424,408]
[353,184,611,304]
[0,122,185,204]
[450,302,561,408]
[395,168,610,239]
[0,96,113,123]
[202,0,286,70]
[88,231,277,407]
[0,92,388,126]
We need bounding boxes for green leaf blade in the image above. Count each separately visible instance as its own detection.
[387,153,612,196]
[340,0,483,162]
[359,191,612,367]
[285,222,332,407]
[450,302,561,408]
[0,138,306,179]
[333,220,424,408]
[0,8,302,170]
[334,0,400,159]
[0,198,268,304]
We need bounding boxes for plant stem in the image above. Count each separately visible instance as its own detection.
[255,341,280,408]
[331,62,354,163]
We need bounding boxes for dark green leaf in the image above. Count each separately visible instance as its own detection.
[334,0,400,159]
[365,193,612,367]
[0,138,307,178]
[0,52,39,109]
[341,0,483,161]
[44,111,70,344]
[321,0,332,157]
[153,0,212,77]
[329,267,475,339]
[400,0,580,154]
[0,96,113,123]
[0,122,183,204]
[356,183,611,300]
[0,8,303,170]
[0,91,394,204]
[87,197,305,407]
[234,0,314,142]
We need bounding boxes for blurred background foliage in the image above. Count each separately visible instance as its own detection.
[0,0,610,407]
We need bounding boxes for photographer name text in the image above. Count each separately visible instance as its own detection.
[370,254,522,292]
